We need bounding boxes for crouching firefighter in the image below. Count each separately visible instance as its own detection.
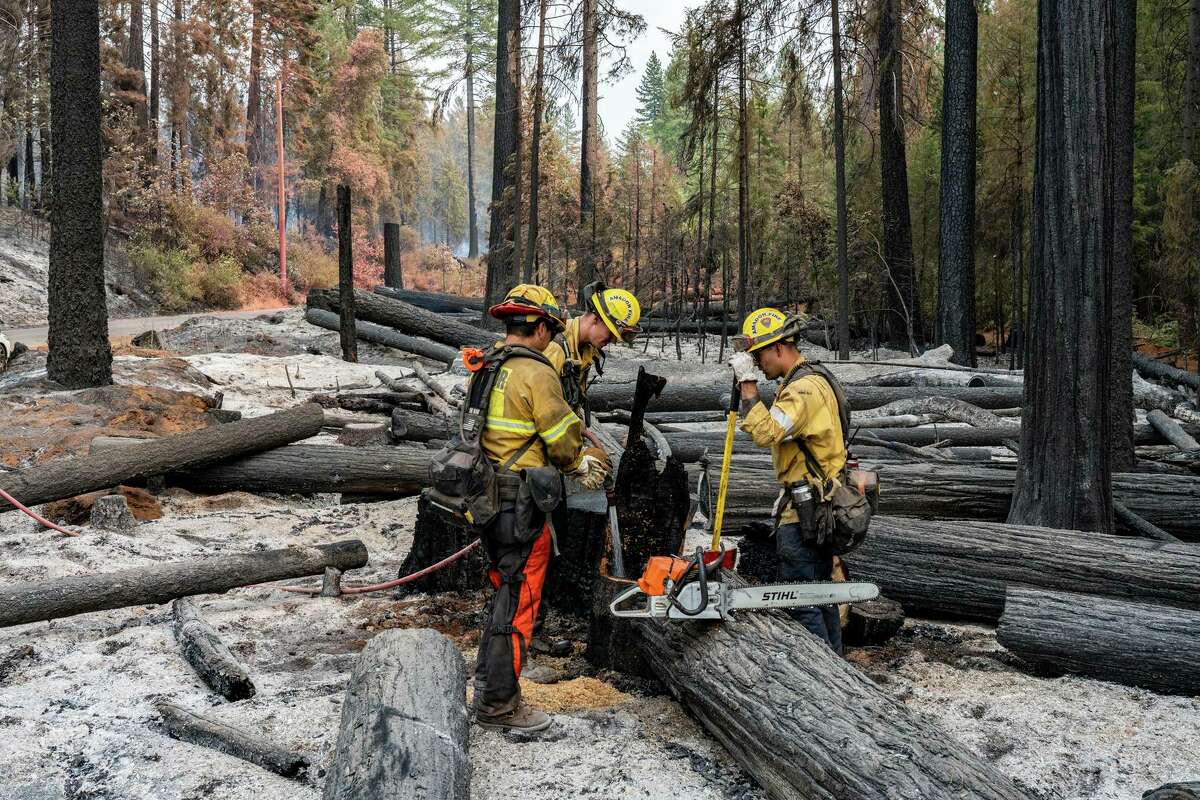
[728,308,876,654]
[426,284,611,733]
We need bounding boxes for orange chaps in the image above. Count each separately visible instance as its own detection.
[473,514,551,717]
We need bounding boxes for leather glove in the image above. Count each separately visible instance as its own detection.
[728,352,765,384]
[581,445,611,472]
[569,452,610,490]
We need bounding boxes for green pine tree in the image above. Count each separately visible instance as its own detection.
[635,51,665,130]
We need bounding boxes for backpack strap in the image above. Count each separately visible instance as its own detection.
[498,433,540,473]
[780,360,852,449]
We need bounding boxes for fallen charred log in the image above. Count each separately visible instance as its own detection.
[157,702,309,780]
[711,462,1200,540]
[305,308,458,364]
[844,517,1200,622]
[391,409,454,443]
[373,286,485,313]
[169,445,429,496]
[0,403,325,512]
[636,571,1031,800]
[308,288,492,349]
[173,598,256,701]
[322,629,469,800]
[0,540,368,628]
[997,587,1200,696]
[1133,352,1200,391]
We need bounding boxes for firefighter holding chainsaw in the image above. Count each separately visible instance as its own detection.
[729,308,851,653]
[470,285,611,732]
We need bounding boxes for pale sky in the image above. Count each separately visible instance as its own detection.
[597,0,691,145]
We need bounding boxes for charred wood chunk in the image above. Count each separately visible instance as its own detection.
[397,496,488,595]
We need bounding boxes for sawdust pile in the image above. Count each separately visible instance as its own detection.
[519,676,631,713]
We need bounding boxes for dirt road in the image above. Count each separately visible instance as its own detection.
[5,307,291,347]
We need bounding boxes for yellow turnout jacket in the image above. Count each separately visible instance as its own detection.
[740,359,847,525]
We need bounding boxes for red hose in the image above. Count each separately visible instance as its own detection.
[0,487,80,537]
[274,538,482,596]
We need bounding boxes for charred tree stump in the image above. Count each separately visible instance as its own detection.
[156,702,310,780]
[586,368,690,673]
[635,571,1030,800]
[0,403,324,511]
[173,597,256,701]
[0,540,368,628]
[323,629,468,800]
[395,496,488,595]
[543,506,609,617]
[998,587,1200,696]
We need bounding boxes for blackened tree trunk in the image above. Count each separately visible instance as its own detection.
[878,0,920,352]
[524,0,549,282]
[1008,0,1117,533]
[1185,0,1200,160]
[149,0,159,165]
[485,0,521,310]
[246,3,263,173]
[1109,0,1136,472]
[736,0,751,322]
[1009,182,1025,371]
[48,0,112,389]
[832,0,850,359]
[579,0,599,292]
[337,185,358,363]
[383,222,403,289]
[465,7,480,259]
[936,0,977,366]
[127,0,146,132]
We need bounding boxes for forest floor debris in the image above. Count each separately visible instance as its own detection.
[1,310,1198,799]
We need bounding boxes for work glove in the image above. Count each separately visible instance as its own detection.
[728,352,765,384]
[568,450,611,490]
[581,445,611,472]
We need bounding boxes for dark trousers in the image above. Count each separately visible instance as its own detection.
[776,522,843,654]
[473,512,551,717]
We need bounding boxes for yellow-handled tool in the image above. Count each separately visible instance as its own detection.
[711,378,740,551]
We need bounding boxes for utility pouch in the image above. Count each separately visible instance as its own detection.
[512,466,564,542]
[825,480,874,555]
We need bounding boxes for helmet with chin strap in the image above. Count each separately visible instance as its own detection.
[581,281,642,343]
[488,284,568,333]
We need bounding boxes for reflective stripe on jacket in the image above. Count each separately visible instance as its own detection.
[481,350,586,473]
[740,360,847,524]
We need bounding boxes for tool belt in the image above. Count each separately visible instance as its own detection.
[491,465,564,546]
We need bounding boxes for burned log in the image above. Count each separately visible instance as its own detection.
[662,430,993,464]
[858,369,1022,388]
[0,540,368,628]
[1147,409,1200,452]
[308,288,492,350]
[844,517,1200,622]
[322,629,469,800]
[1144,783,1200,800]
[585,375,1025,413]
[712,462,1200,540]
[173,598,256,701]
[636,571,1031,800]
[0,403,324,512]
[997,587,1200,696]
[374,286,485,313]
[305,308,457,365]
[169,445,428,497]
[391,409,454,443]
[1133,351,1200,391]
[156,702,310,780]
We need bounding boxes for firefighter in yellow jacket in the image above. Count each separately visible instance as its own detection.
[729,308,848,652]
[544,280,642,430]
[473,285,610,733]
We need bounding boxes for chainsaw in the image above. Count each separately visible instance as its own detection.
[610,546,879,621]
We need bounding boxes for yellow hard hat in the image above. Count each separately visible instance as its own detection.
[583,281,642,343]
[735,307,802,352]
[489,284,568,333]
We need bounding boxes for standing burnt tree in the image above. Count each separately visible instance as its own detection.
[936,0,977,367]
[1008,0,1126,533]
[48,0,113,389]
[878,0,921,351]
[1109,0,1136,471]
[484,0,521,310]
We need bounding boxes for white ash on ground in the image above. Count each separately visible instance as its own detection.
[0,210,156,328]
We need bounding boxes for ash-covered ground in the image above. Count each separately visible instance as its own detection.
[0,308,1196,800]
